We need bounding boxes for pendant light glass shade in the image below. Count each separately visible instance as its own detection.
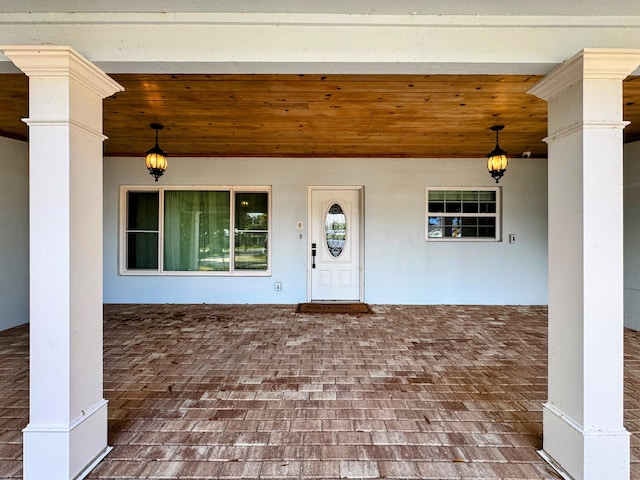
[487,125,507,183]
[145,123,168,181]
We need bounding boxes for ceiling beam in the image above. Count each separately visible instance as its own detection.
[0,10,639,75]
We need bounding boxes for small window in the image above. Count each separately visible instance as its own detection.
[121,186,271,275]
[235,192,269,270]
[426,187,500,241]
[126,191,159,269]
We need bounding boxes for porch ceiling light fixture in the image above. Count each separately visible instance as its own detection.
[487,125,508,184]
[145,123,168,182]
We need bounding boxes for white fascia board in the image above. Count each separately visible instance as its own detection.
[0,0,638,16]
[0,12,639,75]
[0,12,639,27]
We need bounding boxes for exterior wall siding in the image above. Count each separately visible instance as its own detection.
[2,141,638,322]
[625,141,640,330]
[0,137,28,330]
[103,155,549,305]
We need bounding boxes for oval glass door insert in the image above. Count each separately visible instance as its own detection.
[325,203,347,257]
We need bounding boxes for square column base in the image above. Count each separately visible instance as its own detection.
[23,399,111,480]
[540,402,630,480]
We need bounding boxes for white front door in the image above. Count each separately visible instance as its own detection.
[309,187,362,301]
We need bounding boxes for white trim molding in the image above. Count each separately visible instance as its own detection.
[0,45,123,98]
[528,48,640,101]
[543,121,630,144]
[540,402,631,480]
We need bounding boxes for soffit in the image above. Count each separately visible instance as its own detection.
[0,73,639,158]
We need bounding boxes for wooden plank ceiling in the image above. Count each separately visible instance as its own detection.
[1,73,639,158]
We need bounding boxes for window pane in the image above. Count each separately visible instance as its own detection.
[127,191,158,230]
[444,216,461,227]
[428,191,445,202]
[235,232,268,270]
[164,191,231,271]
[126,191,159,270]
[428,191,445,212]
[445,203,462,213]
[444,217,461,237]
[444,191,462,213]
[479,202,496,213]
[445,191,462,202]
[462,202,479,213]
[479,191,497,213]
[428,201,445,213]
[325,203,346,258]
[427,216,443,238]
[127,232,158,269]
[478,218,496,237]
[236,193,268,230]
[462,191,478,201]
[461,226,477,237]
[479,191,496,202]
[235,192,268,271]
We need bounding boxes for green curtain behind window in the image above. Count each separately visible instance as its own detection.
[164,191,230,271]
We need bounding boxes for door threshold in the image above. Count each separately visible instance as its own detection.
[309,300,362,303]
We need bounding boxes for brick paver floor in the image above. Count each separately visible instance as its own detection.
[1,304,640,479]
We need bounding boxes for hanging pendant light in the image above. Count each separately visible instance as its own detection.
[145,123,168,182]
[487,125,508,184]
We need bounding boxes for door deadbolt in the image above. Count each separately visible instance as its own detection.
[311,243,317,268]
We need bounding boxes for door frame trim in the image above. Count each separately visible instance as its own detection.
[307,186,365,302]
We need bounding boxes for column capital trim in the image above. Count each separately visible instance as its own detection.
[22,118,109,141]
[0,45,123,99]
[528,48,640,101]
[543,120,630,144]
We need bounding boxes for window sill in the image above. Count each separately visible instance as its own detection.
[119,270,272,277]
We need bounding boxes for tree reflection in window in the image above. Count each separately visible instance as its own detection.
[325,203,346,257]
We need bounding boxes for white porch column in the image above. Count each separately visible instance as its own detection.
[0,46,123,480]
[529,49,640,480]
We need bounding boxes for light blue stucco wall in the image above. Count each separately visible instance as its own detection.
[103,155,549,305]
[0,137,29,330]
[624,141,640,330]
[9,140,640,327]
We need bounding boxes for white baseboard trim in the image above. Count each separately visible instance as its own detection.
[74,445,112,480]
[538,449,574,480]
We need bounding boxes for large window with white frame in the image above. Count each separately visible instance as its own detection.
[121,186,270,275]
[426,187,501,241]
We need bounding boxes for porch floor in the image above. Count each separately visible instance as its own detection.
[1,304,640,479]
